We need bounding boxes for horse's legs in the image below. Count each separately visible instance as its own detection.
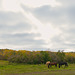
[65,63,68,68]
[59,64,60,68]
[50,64,51,67]
[55,64,57,67]
[64,64,66,68]
[66,63,68,67]
[48,64,50,68]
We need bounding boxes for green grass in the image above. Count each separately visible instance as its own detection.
[0,60,75,75]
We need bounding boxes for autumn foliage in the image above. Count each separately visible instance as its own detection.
[0,49,75,64]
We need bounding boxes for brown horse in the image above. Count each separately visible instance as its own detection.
[48,62,57,68]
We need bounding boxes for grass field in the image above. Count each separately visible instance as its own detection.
[0,60,75,75]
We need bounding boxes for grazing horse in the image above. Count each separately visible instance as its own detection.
[48,62,57,68]
[46,61,50,66]
[59,62,68,68]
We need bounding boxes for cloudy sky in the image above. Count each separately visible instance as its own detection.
[0,0,75,52]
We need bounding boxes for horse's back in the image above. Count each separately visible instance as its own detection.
[59,62,68,65]
[50,62,57,65]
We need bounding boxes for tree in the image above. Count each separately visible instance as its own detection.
[56,50,65,62]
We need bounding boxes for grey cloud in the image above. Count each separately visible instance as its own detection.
[50,27,75,49]
[50,34,75,49]
[60,26,75,44]
[1,33,40,39]
[57,0,75,6]
[21,4,31,12]
[31,0,75,26]
[0,11,27,25]
[32,5,75,26]
[0,22,32,34]
[0,11,33,34]
[22,5,64,25]
[0,33,46,46]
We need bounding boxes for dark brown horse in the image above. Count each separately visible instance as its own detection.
[48,62,57,68]
[59,62,68,68]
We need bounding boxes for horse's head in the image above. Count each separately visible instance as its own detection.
[46,61,50,65]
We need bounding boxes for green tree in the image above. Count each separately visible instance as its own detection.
[56,50,65,62]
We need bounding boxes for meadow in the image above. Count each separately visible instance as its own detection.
[0,60,75,75]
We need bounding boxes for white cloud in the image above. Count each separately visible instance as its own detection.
[0,0,2,7]
[1,0,21,12]
[64,49,75,52]
[0,33,47,49]
[21,5,61,44]
[1,0,60,12]
[20,0,60,8]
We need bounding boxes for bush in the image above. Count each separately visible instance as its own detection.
[0,49,75,64]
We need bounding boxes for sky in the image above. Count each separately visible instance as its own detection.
[0,0,75,52]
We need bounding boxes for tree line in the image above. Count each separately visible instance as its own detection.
[0,49,75,64]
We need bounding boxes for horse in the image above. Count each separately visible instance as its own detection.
[46,61,50,66]
[59,62,68,68]
[48,62,57,68]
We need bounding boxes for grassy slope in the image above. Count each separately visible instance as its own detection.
[0,60,75,75]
